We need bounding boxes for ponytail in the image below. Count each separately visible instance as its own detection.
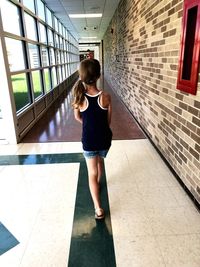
[72,80,85,109]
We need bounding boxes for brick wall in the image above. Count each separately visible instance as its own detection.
[103,0,200,204]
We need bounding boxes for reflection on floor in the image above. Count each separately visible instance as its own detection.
[22,78,145,143]
[0,140,200,267]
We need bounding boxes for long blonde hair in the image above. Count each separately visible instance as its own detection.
[72,59,101,109]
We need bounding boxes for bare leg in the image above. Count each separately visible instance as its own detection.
[97,156,103,184]
[85,156,103,216]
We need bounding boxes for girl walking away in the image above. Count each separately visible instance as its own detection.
[72,59,112,219]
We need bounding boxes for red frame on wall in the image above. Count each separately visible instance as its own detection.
[177,0,200,95]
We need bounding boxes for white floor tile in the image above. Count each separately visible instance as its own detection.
[0,144,22,155]
[0,163,79,267]
[17,142,82,154]
[106,140,200,267]
[114,235,166,267]
[156,234,200,267]
[146,206,200,235]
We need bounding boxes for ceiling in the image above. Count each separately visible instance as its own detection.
[44,0,120,43]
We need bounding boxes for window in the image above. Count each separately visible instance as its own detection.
[66,64,69,77]
[60,52,64,64]
[55,34,59,48]
[41,46,49,67]
[62,65,66,79]
[64,52,67,63]
[47,29,54,46]
[11,73,31,112]
[58,22,62,34]
[5,38,26,71]
[51,67,57,86]
[49,48,55,65]
[55,50,60,64]
[54,17,58,32]
[65,30,68,41]
[44,69,51,91]
[36,0,46,21]
[23,0,35,13]
[177,0,200,95]
[46,8,53,27]
[2,0,79,116]
[1,0,21,35]
[39,23,47,44]
[63,40,66,51]
[59,37,63,50]
[28,43,40,68]
[58,66,62,82]
[24,13,38,41]
[31,70,43,99]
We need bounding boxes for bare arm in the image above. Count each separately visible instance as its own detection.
[107,96,112,125]
[74,108,82,124]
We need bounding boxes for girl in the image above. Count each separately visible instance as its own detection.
[72,59,112,219]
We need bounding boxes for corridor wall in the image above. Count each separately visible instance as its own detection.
[103,0,200,204]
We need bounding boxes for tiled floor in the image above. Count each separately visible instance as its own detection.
[0,140,200,267]
[22,78,145,143]
[1,78,200,267]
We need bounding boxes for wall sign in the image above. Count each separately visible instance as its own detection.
[177,0,200,95]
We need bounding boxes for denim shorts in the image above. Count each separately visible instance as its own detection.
[83,149,109,159]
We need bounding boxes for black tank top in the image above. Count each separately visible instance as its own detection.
[80,91,112,151]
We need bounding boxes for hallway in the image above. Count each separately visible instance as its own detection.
[1,77,200,266]
[22,78,145,142]
[0,0,200,266]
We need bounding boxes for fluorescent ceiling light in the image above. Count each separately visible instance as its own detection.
[80,37,97,39]
[69,13,102,18]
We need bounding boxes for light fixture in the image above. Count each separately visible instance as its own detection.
[80,37,97,39]
[69,13,102,18]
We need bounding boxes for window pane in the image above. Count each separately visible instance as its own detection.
[55,50,60,64]
[41,46,49,67]
[67,53,70,63]
[39,23,47,44]
[54,17,58,32]
[55,34,59,48]
[49,48,55,65]
[59,37,63,50]
[28,43,40,68]
[51,67,57,87]
[1,0,21,35]
[32,70,43,99]
[66,30,68,41]
[64,52,67,63]
[44,69,51,91]
[46,8,53,27]
[58,22,62,34]
[5,38,25,72]
[66,64,69,77]
[60,51,64,63]
[48,29,54,46]
[62,65,66,79]
[66,42,69,51]
[11,73,30,112]
[23,0,35,13]
[24,13,37,41]
[58,66,62,82]
[36,0,45,21]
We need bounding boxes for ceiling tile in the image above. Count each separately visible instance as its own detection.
[45,0,120,41]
